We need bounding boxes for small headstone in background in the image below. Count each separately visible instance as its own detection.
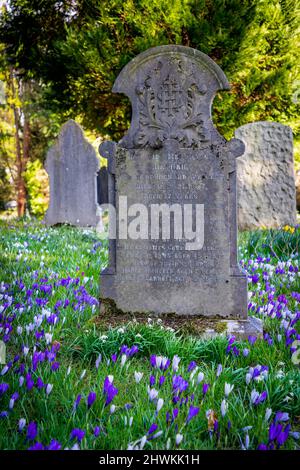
[97,167,109,205]
[235,122,297,230]
[295,170,300,211]
[45,120,100,227]
[100,45,250,324]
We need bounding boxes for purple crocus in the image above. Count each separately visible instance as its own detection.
[48,440,61,450]
[248,335,257,346]
[73,394,82,411]
[103,376,118,406]
[70,428,85,442]
[186,405,200,423]
[159,376,166,387]
[27,422,38,441]
[148,423,158,435]
[188,361,197,372]
[87,391,96,409]
[202,383,210,395]
[0,383,9,396]
[28,442,44,450]
[149,375,155,386]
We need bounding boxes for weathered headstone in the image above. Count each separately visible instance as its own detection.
[295,170,300,211]
[235,122,297,230]
[45,120,100,227]
[100,45,257,333]
[97,167,109,205]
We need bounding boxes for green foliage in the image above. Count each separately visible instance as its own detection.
[0,221,299,449]
[239,224,300,260]
[24,159,48,217]
[0,0,299,161]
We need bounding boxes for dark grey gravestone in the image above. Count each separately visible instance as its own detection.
[235,122,297,230]
[100,45,249,321]
[45,120,100,227]
[97,167,109,205]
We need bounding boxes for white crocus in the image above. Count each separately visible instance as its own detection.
[148,388,159,401]
[134,372,143,383]
[157,398,164,412]
[46,383,53,395]
[197,372,204,384]
[121,354,127,367]
[221,399,228,417]
[172,355,180,372]
[264,408,272,421]
[225,383,234,397]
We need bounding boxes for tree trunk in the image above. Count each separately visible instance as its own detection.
[9,69,30,217]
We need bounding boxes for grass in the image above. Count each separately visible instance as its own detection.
[0,219,299,450]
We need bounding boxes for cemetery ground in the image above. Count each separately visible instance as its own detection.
[0,220,300,451]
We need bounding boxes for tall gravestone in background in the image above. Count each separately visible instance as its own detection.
[235,122,297,230]
[45,120,100,227]
[100,45,250,322]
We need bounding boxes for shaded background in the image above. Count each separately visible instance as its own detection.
[0,0,299,217]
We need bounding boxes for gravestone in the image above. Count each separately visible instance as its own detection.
[235,122,297,230]
[45,120,100,227]
[97,167,109,205]
[294,170,300,211]
[100,45,259,334]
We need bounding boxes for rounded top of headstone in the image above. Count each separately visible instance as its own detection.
[112,45,230,149]
[235,120,292,134]
[113,45,229,93]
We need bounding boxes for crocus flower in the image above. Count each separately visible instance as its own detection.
[148,423,158,435]
[216,364,222,377]
[48,440,61,450]
[9,392,19,409]
[70,428,85,442]
[87,391,96,409]
[73,394,82,411]
[149,375,155,386]
[148,388,159,401]
[202,383,209,395]
[248,335,257,346]
[95,354,102,369]
[134,372,143,383]
[46,384,53,395]
[172,355,180,372]
[225,383,234,397]
[243,348,250,357]
[188,361,197,372]
[265,408,272,421]
[27,422,38,440]
[103,376,118,406]
[159,376,165,387]
[176,434,183,446]
[221,399,228,418]
[186,405,199,423]
[275,412,289,422]
[29,442,44,450]
[110,404,116,414]
[94,426,100,437]
[157,398,164,412]
[121,354,127,367]
[18,418,26,431]
[0,383,9,396]
[197,372,204,383]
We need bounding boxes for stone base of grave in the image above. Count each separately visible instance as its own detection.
[201,316,263,340]
[99,298,263,340]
